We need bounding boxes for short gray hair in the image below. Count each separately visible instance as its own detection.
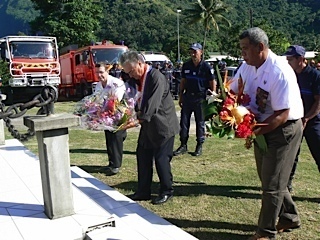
[239,27,269,48]
[119,51,145,66]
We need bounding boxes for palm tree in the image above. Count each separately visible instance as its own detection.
[184,0,231,57]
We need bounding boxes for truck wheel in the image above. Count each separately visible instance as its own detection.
[66,89,70,99]
[81,83,89,98]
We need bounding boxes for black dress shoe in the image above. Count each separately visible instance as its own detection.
[152,194,173,205]
[102,166,119,176]
[191,143,202,156]
[173,145,187,156]
[127,193,151,201]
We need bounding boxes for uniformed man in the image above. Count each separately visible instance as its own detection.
[109,61,122,78]
[154,62,161,70]
[173,43,216,157]
[284,45,320,193]
[161,60,174,93]
[172,60,183,100]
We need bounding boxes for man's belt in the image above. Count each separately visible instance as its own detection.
[282,119,299,127]
[185,91,206,97]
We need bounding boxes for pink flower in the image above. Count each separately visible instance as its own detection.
[74,87,137,131]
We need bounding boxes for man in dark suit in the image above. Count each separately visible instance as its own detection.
[119,51,179,205]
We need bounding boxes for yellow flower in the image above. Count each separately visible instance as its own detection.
[230,105,250,125]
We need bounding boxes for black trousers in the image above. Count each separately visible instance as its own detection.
[289,118,320,187]
[104,129,127,168]
[136,136,174,196]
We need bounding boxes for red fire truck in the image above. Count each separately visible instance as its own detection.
[59,40,128,98]
[0,35,60,103]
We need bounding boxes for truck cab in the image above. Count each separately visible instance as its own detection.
[59,41,128,98]
[0,35,60,103]
[140,51,172,67]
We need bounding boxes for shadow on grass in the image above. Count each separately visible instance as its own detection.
[69,148,136,155]
[75,167,320,204]
[165,218,255,240]
[293,195,320,204]
[77,165,106,174]
[110,181,320,203]
[195,232,251,240]
[112,181,261,199]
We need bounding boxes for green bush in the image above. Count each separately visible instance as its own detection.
[0,60,11,86]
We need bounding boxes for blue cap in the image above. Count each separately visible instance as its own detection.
[283,45,305,57]
[189,43,202,51]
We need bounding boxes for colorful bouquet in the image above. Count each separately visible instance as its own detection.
[203,67,267,151]
[73,85,136,132]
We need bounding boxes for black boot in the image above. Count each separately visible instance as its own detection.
[191,143,202,156]
[173,144,188,156]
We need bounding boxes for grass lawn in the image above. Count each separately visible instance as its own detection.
[5,101,320,240]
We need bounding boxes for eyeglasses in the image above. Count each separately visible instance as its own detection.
[127,68,134,75]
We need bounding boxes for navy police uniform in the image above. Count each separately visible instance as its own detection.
[180,60,214,144]
[298,65,320,171]
[289,64,320,187]
[109,65,122,78]
[161,64,173,92]
[173,64,183,99]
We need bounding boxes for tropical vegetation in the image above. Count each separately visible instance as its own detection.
[1,0,320,61]
[184,0,231,55]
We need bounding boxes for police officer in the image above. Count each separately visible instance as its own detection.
[173,43,216,157]
[161,60,174,93]
[284,45,320,192]
[154,62,161,70]
[172,60,183,100]
[217,60,227,91]
[109,61,122,78]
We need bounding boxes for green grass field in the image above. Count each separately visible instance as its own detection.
[4,101,320,240]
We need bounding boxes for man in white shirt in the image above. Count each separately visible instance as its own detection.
[232,27,303,240]
[96,63,127,176]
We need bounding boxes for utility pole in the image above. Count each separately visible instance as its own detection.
[250,9,253,28]
[177,8,181,61]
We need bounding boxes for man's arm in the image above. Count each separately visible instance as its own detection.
[138,72,165,122]
[253,109,289,135]
[178,77,186,108]
[303,95,320,127]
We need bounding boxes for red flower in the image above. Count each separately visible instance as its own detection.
[219,109,233,122]
[243,113,255,126]
[236,123,253,138]
[106,98,116,115]
[223,96,236,108]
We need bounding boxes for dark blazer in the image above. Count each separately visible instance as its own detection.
[137,68,179,148]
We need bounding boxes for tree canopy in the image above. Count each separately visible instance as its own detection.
[29,0,103,47]
[1,0,320,61]
[184,0,231,55]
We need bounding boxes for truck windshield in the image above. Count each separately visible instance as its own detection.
[93,48,127,64]
[10,41,57,59]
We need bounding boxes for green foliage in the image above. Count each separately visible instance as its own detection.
[0,60,11,86]
[2,0,320,57]
[29,0,103,47]
[6,0,39,23]
[183,0,231,54]
[253,20,291,55]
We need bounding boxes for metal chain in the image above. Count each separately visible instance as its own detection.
[0,85,58,141]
